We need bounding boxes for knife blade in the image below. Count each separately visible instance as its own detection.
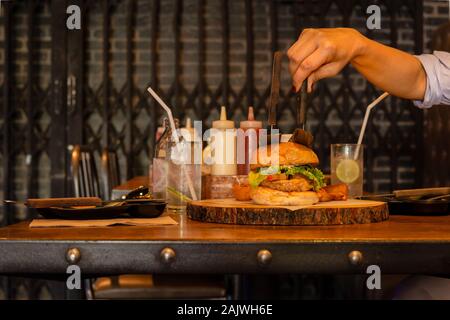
[268,51,283,130]
[297,81,308,129]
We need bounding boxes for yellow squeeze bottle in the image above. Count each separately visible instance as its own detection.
[211,106,237,176]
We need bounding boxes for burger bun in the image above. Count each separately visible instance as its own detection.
[250,186,319,206]
[251,142,319,170]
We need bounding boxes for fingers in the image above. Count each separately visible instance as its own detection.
[307,77,315,93]
[306,61,344,92]
[290,48,330,92]
[287,29,316,65]
[287,42,317,81]
[287,30,318,84]
[287,28,352,92]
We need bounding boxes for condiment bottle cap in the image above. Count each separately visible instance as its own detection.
[240,106,262,129]
[212,106,235,129]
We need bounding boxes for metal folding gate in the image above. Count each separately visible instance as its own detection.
[0,0,423,299]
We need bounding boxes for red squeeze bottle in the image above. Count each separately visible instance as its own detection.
[237,107,263,175]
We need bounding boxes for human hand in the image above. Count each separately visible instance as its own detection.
[287,28,365,92]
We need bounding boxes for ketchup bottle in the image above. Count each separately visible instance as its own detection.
[237,106,262,175]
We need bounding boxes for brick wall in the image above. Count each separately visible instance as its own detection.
[0,0,449,209]
[76,0,450,193]
[424,0,450,51]
[0,0,448,301]
[0,2,52,223]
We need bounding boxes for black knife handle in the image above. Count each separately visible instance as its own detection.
[268,51,283,127]
[297,82,308,129]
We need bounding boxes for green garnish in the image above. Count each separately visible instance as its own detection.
[248,171,269,188]
[248,165,326,191]
[167,187,192,202]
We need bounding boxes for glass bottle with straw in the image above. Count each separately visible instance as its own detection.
[152,117,180,200]
[147,87,200,212]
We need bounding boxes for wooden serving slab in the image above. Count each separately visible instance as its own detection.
[187,199,389,226]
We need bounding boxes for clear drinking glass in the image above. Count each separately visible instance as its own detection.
[152,158,168,200]
[331,144,364,198]
[166,139,202,212]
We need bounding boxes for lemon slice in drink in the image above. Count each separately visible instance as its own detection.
[336,159,360,184]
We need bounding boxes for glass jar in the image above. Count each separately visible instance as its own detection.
[151,118,179,200]
[165,137,202,212]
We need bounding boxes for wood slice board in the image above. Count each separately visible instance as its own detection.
[187,199,389,226]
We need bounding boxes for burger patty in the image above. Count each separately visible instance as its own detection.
[264,173,287,182]
[260,176,313,192]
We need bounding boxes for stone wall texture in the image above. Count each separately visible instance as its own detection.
[0,0,448,301]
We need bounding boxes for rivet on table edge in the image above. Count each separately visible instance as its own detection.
[160,247,176,265]
[348,250,363,266]
[66,247,81,264]
[257,249,273,266]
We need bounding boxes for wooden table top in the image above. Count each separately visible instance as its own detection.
[1,214,450,243]
[2,176,450,275]
[2,200,450,274]
[2,176,449,243]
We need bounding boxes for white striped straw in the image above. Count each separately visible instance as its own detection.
[147,86,198,201]
[354,91,390,160]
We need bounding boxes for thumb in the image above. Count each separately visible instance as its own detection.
[307,62,343,92]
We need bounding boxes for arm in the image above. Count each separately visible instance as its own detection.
[287,28,426,101]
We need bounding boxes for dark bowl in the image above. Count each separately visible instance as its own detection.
[126,199,167,218]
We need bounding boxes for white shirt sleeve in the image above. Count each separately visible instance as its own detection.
[414,51,450,108]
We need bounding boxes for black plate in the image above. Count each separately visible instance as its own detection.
[362,196,450,216]
[388,199,450,216]
[36,200,167,220]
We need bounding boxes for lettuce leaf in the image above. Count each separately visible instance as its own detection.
[283,165,325,191]
[249,165,325,191]
[248,171,269,188]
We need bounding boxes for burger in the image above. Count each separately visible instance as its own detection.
[248,142,330,206]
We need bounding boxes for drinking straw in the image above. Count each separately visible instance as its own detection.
[354,91,390,160]
[147,87,198,201]
[147,87,180,145]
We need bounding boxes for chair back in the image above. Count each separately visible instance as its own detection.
[100,148,121,200]
[71,145,101,197]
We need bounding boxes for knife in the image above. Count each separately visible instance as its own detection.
[4,197,103,208]
[298,81,308,129]
[289,81,314,148]
[361,187,450,200]
[268,51,283,131]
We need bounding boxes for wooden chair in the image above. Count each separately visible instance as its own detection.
[71,145,101,198]
[92,275,227,300]
[100,148,121,201]
[72,147,227,300]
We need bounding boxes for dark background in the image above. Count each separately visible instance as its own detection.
[0,0,448,299]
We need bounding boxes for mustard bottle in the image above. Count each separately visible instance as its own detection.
[211,106,237,176]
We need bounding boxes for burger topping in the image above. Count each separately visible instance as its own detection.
[249,165,326,191]
[260,177,312,192]
[265,173,287,182]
